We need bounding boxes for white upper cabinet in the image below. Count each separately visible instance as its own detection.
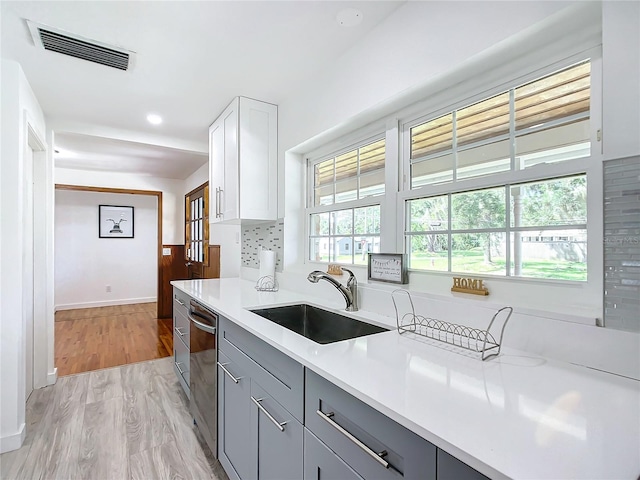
[209,97,278,223]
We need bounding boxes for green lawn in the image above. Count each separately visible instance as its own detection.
[410,251,586,281]
[318,250,586,281]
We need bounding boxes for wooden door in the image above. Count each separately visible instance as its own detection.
[185,183,209,279]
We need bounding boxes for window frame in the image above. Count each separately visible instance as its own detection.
[306,131,387,266]
[397,49,602,284]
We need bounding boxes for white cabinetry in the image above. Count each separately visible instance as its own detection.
[209,97,277,223]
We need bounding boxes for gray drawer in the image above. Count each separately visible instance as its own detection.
[173,288,190,316]
[173,308,190,347]
[174,332,190,388]
[219,317,304,422]
[305,370,436,480]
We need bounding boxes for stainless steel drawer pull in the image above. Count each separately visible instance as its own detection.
[316,410,389,469]
[251,396,287,432]
[176,298,186,306]
[174,326,185,336]
[217,362,240,384]
[175,362,186,375]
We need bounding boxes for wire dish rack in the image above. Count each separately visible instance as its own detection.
[392,289,513,361]
[255,275,279,292]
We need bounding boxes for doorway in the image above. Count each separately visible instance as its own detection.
[53,185,168,375]
[54,185,164,316]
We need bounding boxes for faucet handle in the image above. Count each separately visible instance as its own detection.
[342,268,356,285]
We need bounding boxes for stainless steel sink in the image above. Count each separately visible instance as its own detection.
[249,304,389,344]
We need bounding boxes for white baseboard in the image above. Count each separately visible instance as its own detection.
[0,423,25,454]
[47,367,58,386]
[55,297,157,311]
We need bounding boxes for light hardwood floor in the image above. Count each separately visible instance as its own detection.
[0,357,227,480]
[55,303,173,376]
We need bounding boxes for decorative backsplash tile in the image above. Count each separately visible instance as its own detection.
[241,219,284,271]
[604,156,640,332]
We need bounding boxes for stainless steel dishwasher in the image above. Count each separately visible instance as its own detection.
[188,299,218,457]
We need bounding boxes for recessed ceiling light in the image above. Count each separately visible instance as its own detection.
[147,114,162,125]
[336,8,363,27]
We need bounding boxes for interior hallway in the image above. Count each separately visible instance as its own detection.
[55,303,172,376]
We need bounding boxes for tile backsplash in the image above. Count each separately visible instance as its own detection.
[241,219,284,271]
[604,156,640,332]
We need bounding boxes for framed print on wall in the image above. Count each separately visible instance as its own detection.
[368,253,408,284]
[99,205,134,238]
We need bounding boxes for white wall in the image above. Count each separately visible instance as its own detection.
[55,168,184,244]
[54,190,158,309]
[0,60,50,453]
[183,162,209,195]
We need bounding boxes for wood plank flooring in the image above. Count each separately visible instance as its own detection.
[0,357,228,480]
[55,303,173,376]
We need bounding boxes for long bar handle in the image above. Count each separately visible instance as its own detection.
[175,361,185,375]
[174,326,185,337]
[217,362,240,384]
[316,410,389,469]
[252,396,287,432]
[176,298,186,306]
[188,313,217,335]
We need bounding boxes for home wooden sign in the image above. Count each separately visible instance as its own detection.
[451,277,489,296]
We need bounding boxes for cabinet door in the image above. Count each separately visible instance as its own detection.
[221,99,239,221]
[304,428,363,480]
[251,382,302,480]
[218,350,255,480]
[209,118,224,224]
[437,449,489,480]
[237,97,277,220]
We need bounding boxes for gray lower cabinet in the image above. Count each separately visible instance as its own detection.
[304,428,363,480]
[437,449,489,480]
[218,317,304,480]
[305,369,436,480]
[172,287,191,397]
[216,316,491,480]
[218,349,254,480]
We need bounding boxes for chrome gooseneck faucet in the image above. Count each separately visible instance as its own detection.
[307,268,358,312]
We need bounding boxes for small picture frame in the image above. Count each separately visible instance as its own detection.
[99,205,134,238]
[368,253,408,284]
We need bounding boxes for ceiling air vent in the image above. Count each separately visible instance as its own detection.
[27,20,131,71]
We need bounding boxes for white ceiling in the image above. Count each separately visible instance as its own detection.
[1,1,404,180]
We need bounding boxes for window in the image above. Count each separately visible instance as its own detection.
[405,175,587,280]
[308,138,385,265]
[409,61,591,187]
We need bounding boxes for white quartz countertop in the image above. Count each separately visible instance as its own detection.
[172,278,640,480]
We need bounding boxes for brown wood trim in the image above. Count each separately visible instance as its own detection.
[159,244,189,318]
[185,181,208,198]
[55,184,164,319]
[56,184,162,197]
